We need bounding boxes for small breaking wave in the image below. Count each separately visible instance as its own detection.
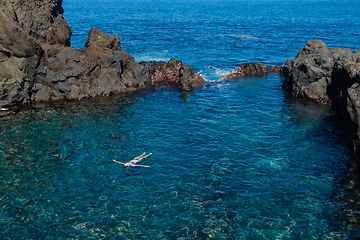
[198,66,237,82]
[134,50,171,63]
[229,34,261,40]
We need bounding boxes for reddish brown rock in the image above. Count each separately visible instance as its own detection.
[218,62,280,81]
[141,59,182,86]
[140,59,205,90]
[218,73,245,81]
[268,66,281,74]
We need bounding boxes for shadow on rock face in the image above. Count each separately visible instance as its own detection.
[281,40,360,154]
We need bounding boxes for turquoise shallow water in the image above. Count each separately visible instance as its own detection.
[0,76,359,238]
[1,0,360,239]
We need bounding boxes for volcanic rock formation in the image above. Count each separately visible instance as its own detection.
[282,40,360,153]
[217,62,281,81]
[0,0,204,109]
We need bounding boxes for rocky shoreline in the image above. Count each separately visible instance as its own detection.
[0,0,204,111]
[1,1,360,154]
[281,40,360,154]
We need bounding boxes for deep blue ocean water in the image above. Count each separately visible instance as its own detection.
[1,0,360,239]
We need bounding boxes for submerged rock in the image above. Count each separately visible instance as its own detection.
[282,40,360,153]
[0,0,204,109]
[218,62,281,81]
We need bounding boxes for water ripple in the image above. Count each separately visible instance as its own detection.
[2,0,360,238]
[1,75,357,238]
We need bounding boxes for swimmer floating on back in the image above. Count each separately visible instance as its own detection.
[113,152,152,168]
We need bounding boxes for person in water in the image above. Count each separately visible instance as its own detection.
[113,152,152,168]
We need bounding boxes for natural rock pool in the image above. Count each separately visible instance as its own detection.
[1,0,360,238]
[1,75,359,238]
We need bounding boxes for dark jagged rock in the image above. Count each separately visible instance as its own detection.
[281,40,335,104]
[281,40,360,106]
[32,28,149,101]
[0,8,44,107]
[238,62,269,76]
[0,0,71,46]
[282,40,360,153]
[217,62,281,81]
[347,83,360,152]
[0,0,204,110]
[179,63,205,90]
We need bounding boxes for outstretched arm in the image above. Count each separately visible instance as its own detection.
[132,164,151,168]
[113,160,125,165]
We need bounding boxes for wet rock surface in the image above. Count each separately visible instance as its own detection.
[0,0,204,109]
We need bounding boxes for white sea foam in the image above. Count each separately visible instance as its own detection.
[134,50,170,63]
[198,66,237,82]
[213,66,237,76]
[229,34,261,40]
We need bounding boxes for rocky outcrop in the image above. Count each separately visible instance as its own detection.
[281,40,360,106]
[0,0,204,109]
[32,28,149,102]
[282,40,360,153]
[282,40,335,105]
[141,59,205,90]
[217,62,281,81]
